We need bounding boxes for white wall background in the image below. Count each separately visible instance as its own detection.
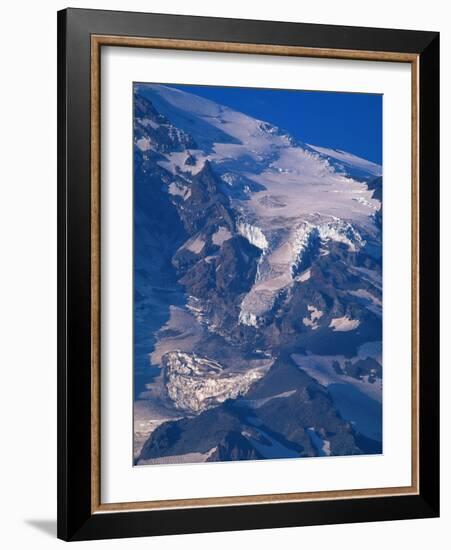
[0,1,448,547]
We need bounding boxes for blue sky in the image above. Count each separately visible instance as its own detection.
[170,84,382,165]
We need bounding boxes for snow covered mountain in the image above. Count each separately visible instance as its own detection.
[133,84,383,464]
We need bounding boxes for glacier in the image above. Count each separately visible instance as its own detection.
[163,351,267,413]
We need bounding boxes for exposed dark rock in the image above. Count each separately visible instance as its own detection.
[207,432,263,462]
[367,176,382,201]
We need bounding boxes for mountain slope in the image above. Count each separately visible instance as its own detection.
[133,84,383,463]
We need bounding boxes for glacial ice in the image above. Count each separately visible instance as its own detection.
[236,220,269,251]
[163,351,265,413]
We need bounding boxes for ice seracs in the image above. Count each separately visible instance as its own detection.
[317,218,366,251]
[238,217,366,328]
[236,220,268,251]
[238,310,259,328]
[163,351,266,413]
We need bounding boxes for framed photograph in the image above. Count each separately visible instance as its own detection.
[57,8,439,541]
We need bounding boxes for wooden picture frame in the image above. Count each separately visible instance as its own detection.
[58,8,439,541]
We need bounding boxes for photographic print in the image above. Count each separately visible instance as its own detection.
[133,83,383,466]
